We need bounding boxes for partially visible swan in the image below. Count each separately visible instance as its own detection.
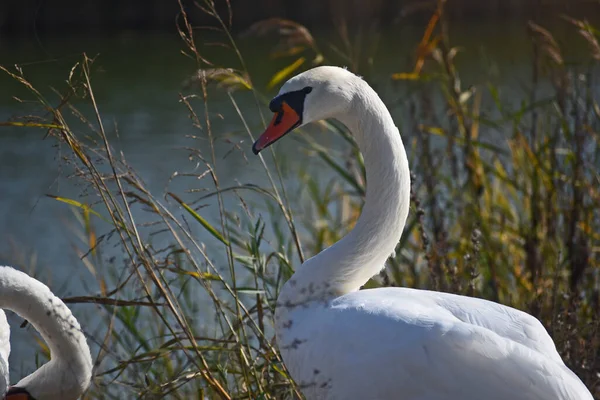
[252,66,593,400]
[0,266,92,400]
[0,311,9,397]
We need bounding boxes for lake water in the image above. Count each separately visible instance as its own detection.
[0,17,596,380]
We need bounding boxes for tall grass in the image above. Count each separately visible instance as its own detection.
[1,0,599,398]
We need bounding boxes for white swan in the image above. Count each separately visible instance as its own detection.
[0,266,92,400]
[252,66,593,400]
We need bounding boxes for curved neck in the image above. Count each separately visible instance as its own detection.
[283,80,411,303]
[0,266,92,400]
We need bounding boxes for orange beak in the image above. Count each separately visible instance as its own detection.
[5,388,32,400]
[252,101,301,154]
[5,394,30,400]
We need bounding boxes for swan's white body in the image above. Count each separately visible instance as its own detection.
[0,311,9,397]
[257,67,593,400]
[0,266,93,400]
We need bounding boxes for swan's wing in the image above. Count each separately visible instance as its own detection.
[0,310,10,397]
[345,287,565,364]
[403,316,593,400]
[369,289,592,399]
[429,288,564,364]
[424,290,592,399]
[282,288,592,400]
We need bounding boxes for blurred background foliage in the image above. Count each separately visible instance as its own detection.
[1,0,599,34]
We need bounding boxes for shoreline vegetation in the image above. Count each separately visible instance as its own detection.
[1,0,599,398]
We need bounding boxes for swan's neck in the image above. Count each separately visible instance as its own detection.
[0,266,92,400]
[281,81,410,305]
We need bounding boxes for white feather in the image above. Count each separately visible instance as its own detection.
[0,310,10,398]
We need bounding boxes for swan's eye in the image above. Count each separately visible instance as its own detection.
[269,97,282,113]
[270,87,312,113]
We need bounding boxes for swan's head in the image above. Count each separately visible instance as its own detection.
[252,66,358,154]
